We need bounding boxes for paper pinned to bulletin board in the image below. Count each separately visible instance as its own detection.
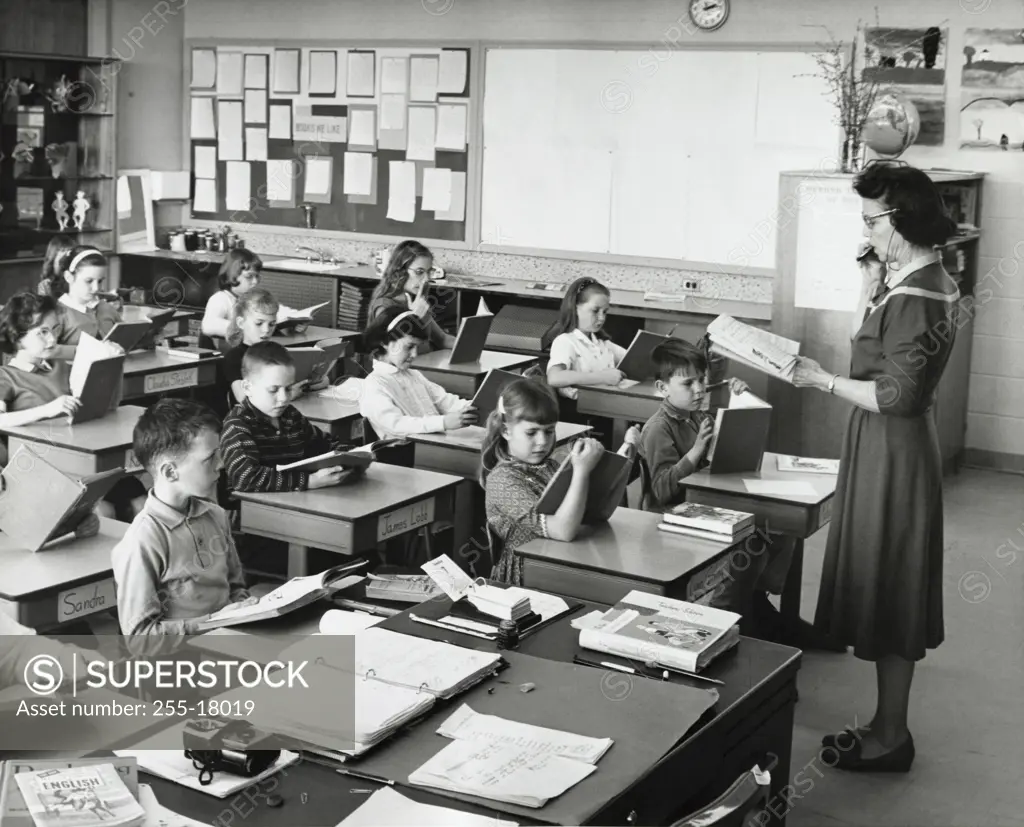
[793,178,863,312]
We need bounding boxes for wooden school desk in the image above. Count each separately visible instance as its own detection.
[175,594,800,827]
[411,349,537,397]
[1,405,145,476]
[122,351,220,400]
[575,380,662,444]
[684,451,838,623]
[518,507,737,605]
[272,325,359,349]
[121,304,196,339]
[289,393,363,442]
[0,518,125,629]
[232,463,461,578]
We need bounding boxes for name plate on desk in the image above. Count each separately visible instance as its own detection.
[124,449,143,473]
[58,579,115,622]
[144,367,198,395]
[377,498,434,541]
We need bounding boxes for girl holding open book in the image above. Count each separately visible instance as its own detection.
[0,292,146,521]
[791,163,959,773]
[480,378,608,586]
[49,245,122,348]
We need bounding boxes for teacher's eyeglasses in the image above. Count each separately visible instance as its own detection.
[862,208,896,228]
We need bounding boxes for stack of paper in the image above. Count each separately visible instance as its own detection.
[365,574,442,603]
[467,584,531,622]
[776,455,840,474]
[340,787,519,827]
[707,314,801,383]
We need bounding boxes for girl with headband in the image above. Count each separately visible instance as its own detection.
[49,245,122,347]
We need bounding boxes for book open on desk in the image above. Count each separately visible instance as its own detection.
[275,301,329,332]
[579,590,740,674]
[0,446,124,552]
[275,447,373,473]
[536,449,632,525]
[289,339,347,386]
[155,344,219,361]
[104,306,176,352]
[448,314,493,364]
[706,390,772,474]
[195,562,368,630]
[617,330,669,380]
[707,314,800,383]
[69,332,125,422]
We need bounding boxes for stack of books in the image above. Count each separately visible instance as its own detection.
[338,283,373,330]
[579,590,741,674]
[658,502,755,543]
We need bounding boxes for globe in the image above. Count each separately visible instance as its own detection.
[863,92,921,158]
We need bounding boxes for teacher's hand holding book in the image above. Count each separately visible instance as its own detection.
[792,356,831,390]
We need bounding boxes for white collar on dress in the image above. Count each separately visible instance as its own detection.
[571,328,604,347]
[884,251,941,291]
[372,359,406,376]
[9,356,51,373]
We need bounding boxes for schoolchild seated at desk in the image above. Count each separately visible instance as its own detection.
[36,234,74,298]
[201,248,263,347]
[367,239,455,355]
[481,377,638,586]
[0,292,146,520]
[49,246,123,357]
[111,399,254,639]
[220,341,360,494]
[359,307,476,442]
[546,277,629,446]
[638,339,793,638]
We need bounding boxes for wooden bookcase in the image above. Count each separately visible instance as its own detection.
[0,50,118,283]
[770,169,984,473]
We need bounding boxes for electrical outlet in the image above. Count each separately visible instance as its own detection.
[682,279,701,294]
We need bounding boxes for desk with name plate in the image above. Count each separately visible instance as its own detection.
[272,325,360,349]
[173,592,800,827]
[0,405,145,476]
[122,351,221,400]
[575,380,662,444]
[0,518,125,629]
[683,452,838,624]
[233,463,462,578]
[518,506,739,606]
[289,393,363,442]
[411,350,538,397]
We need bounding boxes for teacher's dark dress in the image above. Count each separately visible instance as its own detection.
[815,260,958,661]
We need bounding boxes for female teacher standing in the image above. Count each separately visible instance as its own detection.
[792,163,959,773]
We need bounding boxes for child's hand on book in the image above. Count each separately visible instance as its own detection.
[571,437,604,473]
[443,407,477,429]
[598,368,625,386]
[74,511,100,539]
[46,395,81,420]
[309,466,351,489]
[728,378,749,395]
[688,418,714,462]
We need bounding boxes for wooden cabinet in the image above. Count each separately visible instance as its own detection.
[770,169,983,473]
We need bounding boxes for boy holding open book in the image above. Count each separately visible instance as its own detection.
[112,399,253,639]
[638,340,793,639]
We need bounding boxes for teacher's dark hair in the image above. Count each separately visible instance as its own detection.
[853,164,957,248]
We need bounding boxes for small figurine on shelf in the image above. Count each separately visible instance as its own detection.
[45,74,73,113]
[12,142,34,178]
[53,192,70,231]
[72,190,90,231]
[2,78,35,113]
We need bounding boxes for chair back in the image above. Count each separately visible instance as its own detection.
[671,767,770,827]
[624,453,653,511]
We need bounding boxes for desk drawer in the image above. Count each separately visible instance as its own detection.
[242,503,354,554]
[522,560,669,605]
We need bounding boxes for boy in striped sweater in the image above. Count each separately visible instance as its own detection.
[221,341,359,493]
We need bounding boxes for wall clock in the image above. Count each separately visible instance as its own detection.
[689,0,730,32]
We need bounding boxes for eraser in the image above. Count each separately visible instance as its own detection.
[519,682,535,693]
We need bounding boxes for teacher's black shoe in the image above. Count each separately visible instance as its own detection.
[828,733,915,773]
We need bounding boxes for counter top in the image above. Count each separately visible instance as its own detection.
[123,249,771,323]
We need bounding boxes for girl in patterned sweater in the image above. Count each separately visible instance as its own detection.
[479,378,606,585]
[359,307,476,439]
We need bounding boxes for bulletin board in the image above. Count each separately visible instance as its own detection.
[184,41,473,243]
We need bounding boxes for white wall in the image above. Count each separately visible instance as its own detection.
[113,0,1024,463]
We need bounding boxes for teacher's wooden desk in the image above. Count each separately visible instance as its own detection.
[122,351,220,400]
[683,451,837,623]
[575,380,662,444]
[518,506,737,605]
[233,464,461,578]
[1,405,145,476]
[0,518,125,630]
[411,349,537,397]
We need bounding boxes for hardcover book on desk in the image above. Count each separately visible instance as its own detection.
[104,306,176,352]
[470,368,522,420]
[289,339,347,386]
[447,314,493,364]
[69,333,125,423]
[617,330,669,380]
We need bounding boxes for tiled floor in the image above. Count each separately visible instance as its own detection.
[785,468,1024,827]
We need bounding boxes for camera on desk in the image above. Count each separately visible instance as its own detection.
[183,718,281,783]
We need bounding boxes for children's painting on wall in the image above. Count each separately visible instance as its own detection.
[960,28,1024,150]
[863,27,947,146]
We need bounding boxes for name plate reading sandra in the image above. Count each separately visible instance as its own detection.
[377,498,435,542]
[58,578,116,622]
[143,367,198,395]
[124,449,143,473]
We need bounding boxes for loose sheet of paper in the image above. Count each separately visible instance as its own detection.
[304,157,332,197]
[268,104,292,139]
[193,146,217,180]
[216,100,243,161]
[272,48,300,94]
[386,161,416,222]
[348,109,376,147]
[343,152,374,196]
[245,127,268,161]
[436,171,466,221]
[224,161,251,211]
[193,179,217,213]
[421,554,474,601]
[438,49,468,95]
[409,56,439,102]
[741,479,819,497]
[435,103,467,151]
[243,89,267,124]
[265,159,295,203]
[793,179,864,312]
[308,50,337,95]
[244,53,268,89]
[189,96,216,140]
[380,94,407,131]
[216,51,243,97]
[319,609,382,635]
[381,57,408,93]
[340,787,519,827]
[191,48,216,89]
[420,167,452,211]
[116,175,131,218]
[347,51,375,97]
[406,106,436,161]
